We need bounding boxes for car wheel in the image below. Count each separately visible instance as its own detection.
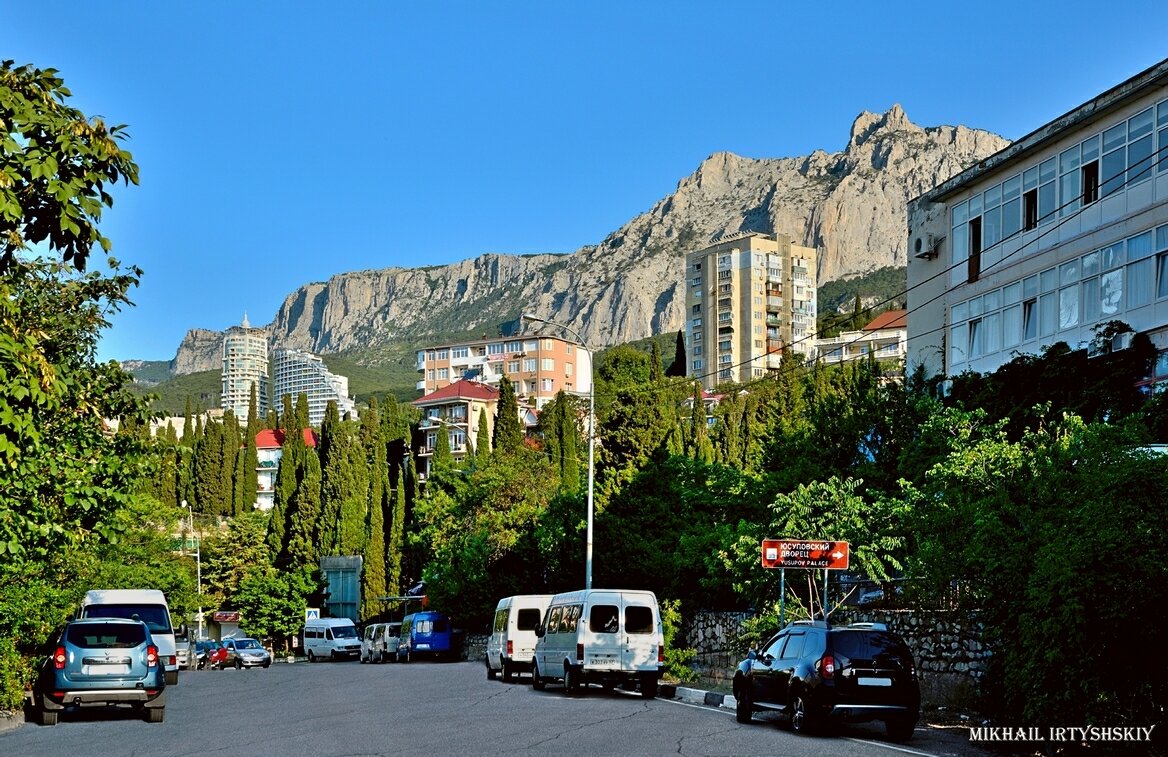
[145,706,165,724]
[640,676,657,700]
[501,660,513,683]
[262,661,270,669]
[885,715,916,742]
[531,659,546,691]
[307,651,316,663]
[790,693,816,735]
[487,660,497,680]
[563,664,581,695]
[38,704,58,727]
[235,658,243,670]
[735,682,753,724]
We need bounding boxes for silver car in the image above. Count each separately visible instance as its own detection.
[221,637,272,669]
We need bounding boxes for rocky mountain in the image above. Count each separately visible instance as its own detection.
[166,106,1009,375]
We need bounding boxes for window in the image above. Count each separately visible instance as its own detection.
[437,368,449,380]
[969,318,983,357]
[625,606,653,634]
[1128,108,1155,185]
[542,339,555,350]
[452,346,469,359]
[968,217,982,283]
[1038,158,1056,225]
[718,339,732,352]
[1059,285,1079,328]
[1023,298,1038,341]
[546,607,562,635]
[692,304,702,314]
[487,343,504,355]
[541,358,554,371]
[437,349,448,360]
[1023,188,1039,230]
[541,378,553,392]
[1159,252,1168,300]
[524,339,538,352]
[590,605,619,634]
[506,360,520,373]
[505,341,521,352]
[1059,144,1081,217]
[523,358,536,372]
[1082,161,1100,205]
[692,359,703,370]
[565,362,573,377]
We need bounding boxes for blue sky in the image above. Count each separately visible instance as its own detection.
[4,1,1166,362]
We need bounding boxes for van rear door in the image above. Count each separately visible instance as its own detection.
[620,593,659,672]
[582,592,622,671]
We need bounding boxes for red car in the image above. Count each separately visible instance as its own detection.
[196,639,229,670]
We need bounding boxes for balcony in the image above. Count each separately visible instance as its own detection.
[416,379,426,391]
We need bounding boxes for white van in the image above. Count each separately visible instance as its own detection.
[486,594,552,681]
[360,622,401,664]
[532,589,663,698]
[303,617,361,662]
[80,589,180,685]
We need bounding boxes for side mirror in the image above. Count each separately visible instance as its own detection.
[534,624,544,638]
[746,649,758,661]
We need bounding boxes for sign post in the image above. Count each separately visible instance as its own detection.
[305,607,320,622]
[761,540,850,621]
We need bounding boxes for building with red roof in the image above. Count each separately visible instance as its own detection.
[815,308,908,373]
[255,428,318,511]
[412,379,537,478]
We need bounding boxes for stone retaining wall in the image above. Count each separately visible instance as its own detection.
[681,608,988,709]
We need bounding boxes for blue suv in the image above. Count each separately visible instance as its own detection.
[28,617,167,725]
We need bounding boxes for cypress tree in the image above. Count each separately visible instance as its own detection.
[492,375,524,456]
[666,330,687,377]
[285,448,322,568]
[182,397,194,446]
[239,385,260,514]
[540,391,580,494]
[362,473,387,621]
[430,418,453,474]
[387,469,406,597]
[650,341,664,385]
[474,408,491,469]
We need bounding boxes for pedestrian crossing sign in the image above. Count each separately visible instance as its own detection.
[305,607,319,621]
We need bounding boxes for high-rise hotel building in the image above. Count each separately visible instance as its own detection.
[271,348,357,427]
[685,232,817,391]
[221,314,270,420]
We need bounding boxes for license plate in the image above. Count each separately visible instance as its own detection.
[416,643,430,650]
[858,677,892,687]
[588,657,617,666]
[83,664,131,675]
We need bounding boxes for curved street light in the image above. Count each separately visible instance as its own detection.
[181,500,203,639]
[521,313,595,590]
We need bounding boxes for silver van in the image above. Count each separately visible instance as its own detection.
[486,594,552,681]
[532,589,663,698]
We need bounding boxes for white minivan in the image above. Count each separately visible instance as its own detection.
[303,617,361,662]
[486,594,552,682]
[532,589,663,698]
[80,589,180,685]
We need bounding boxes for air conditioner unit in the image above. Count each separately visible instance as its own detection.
[1112,332,1134,351]
[912,233,939,260]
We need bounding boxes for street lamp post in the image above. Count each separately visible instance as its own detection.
[181,500,203,639]
[522,313,595,590]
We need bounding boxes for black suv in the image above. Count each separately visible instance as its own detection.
[733,620,919,741]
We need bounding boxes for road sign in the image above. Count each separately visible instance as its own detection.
[305,607,320,621]
[762,539,849,570]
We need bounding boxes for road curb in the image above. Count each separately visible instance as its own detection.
[662,684,736,710]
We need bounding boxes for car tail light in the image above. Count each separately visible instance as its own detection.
[818,654,835,679]
[146,645,159,668]
[576,643,584,664]
[657,645,664,664]
[507,640,513,657]
[166,655,176,667]
[53,646,66,670]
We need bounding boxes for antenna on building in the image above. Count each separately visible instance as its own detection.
[241,312,250,329]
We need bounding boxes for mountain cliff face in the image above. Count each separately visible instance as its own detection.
[168,106,1009,374]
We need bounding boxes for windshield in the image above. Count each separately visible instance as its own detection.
[236,639,262,649]
[333,625,358,639]
[67,622,146,649]
[83,603,172,634]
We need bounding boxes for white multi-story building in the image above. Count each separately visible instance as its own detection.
[221,314,270,421]
[908,59,1168,384]
[816,309,908,371]
[271,348,357,427]
[685,232,817,391]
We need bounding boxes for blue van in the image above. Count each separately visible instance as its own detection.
[397,611,455,662]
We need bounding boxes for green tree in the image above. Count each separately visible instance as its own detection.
[285,448,322,569]
[361,399,388,619]
[492,375,524,456]
[538,391,582,494]
[387,470,407,597]
[0,60,139,273]
[473,407,491,468]
[201,511,271,610]
[235,566,318,650]
[319,413,369,556]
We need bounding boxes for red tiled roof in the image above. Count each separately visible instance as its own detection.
[255,428,318,449]
[863,309,907,331]
[414,380,499,405]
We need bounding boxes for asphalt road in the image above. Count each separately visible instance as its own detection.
[2,658,995,756]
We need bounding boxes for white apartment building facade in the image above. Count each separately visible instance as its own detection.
[221,314,270,421]
[907,59,1168,384]
[271,348,357,427]
[685,232,817,391]
[416,334,592,410]
[816,309,908,371]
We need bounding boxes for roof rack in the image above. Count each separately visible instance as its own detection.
[846,622,888,631]
[786,620,830,629]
